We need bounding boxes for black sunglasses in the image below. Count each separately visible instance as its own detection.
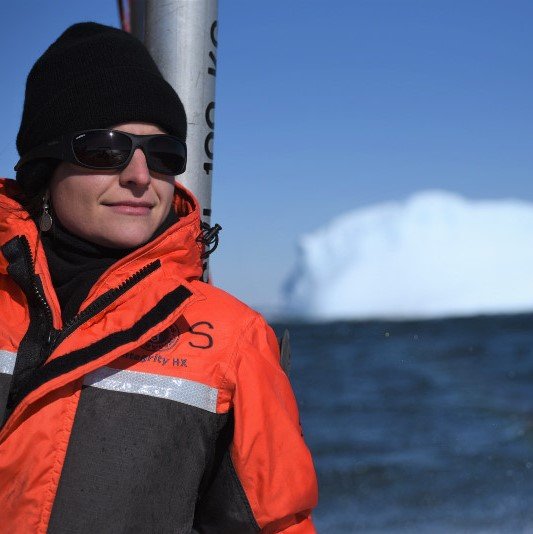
[14,129,187,176]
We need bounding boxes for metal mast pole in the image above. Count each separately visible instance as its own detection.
[130,0,218,228]
[127,0,219,278]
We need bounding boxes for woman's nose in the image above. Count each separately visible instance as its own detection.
[119,148,151,187]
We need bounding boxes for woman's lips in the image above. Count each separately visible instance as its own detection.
[104,202,153,215]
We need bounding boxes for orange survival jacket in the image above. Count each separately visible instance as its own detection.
[0,178,318,533]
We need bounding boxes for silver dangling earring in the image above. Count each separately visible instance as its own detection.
[40,191,53,232]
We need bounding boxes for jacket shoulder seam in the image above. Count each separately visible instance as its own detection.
[219,312,260,389]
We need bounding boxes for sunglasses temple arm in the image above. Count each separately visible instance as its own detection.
[14,138,67,171]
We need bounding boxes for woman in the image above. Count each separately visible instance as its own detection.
[0,23,317,533]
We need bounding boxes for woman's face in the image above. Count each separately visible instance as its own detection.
[50,122,176,249]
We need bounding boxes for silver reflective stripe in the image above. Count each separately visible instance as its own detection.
[83,366,218,413]
[0,350,16,375]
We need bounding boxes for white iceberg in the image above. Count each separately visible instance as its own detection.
[283,190,533,320]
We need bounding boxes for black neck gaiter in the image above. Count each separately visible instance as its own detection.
[41,208,179,323]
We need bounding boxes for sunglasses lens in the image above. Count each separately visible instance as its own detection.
[72,131,131,168]
[146,136,187,175]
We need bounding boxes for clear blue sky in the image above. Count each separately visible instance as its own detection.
[1,1,532,310]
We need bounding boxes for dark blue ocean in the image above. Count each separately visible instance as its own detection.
[272,313,533,533]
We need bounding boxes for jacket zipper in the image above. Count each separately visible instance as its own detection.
[16,235,161,360]
[17,235,56,361]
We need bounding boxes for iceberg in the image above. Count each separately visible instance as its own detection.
[283,191,533,320]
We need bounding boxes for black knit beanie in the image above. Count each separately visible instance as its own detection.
[16,22,187,193]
